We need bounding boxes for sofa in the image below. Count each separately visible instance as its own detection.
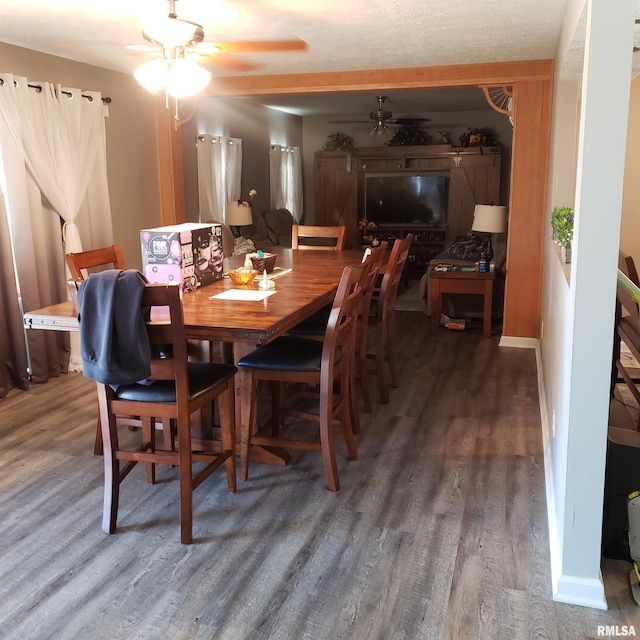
[213,208,295,259]
[419,232,506,319]
[240,208,294,253]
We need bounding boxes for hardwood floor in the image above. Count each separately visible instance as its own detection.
[1,310,638,639]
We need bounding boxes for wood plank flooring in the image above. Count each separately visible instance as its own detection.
[1,310,639,639]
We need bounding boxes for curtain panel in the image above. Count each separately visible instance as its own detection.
[196,135,242,224]
[0,74,112,391]
[269,145,303,222]
[0,188,29,397]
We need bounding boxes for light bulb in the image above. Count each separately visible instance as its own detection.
[134,59,167,94]
[165,58,211,98]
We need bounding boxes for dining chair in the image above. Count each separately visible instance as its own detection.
[67,245,215,454]
[286,242,388,430]
[353,243,389,417]
[65,245,125,280]
[87,281,237,544]
[291,224,346,251]
[237,262,367,491]
[66,245,133,455]
[365,234,414,404]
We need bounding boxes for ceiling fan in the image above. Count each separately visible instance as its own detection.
[329,95,432,135]
[129,0,308,75]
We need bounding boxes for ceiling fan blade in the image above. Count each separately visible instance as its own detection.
[389,117,432,124]
[210,39,308,54]
[198,53,258,72]
[126,44,160,52]
[328,120,372,124]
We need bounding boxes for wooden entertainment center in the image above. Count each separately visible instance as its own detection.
[314,145,502,271]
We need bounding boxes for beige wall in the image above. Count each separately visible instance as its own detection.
[621,76,640,261]
[0,43,161,269]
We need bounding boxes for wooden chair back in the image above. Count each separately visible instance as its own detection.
[367,234,414,404]
[142,285,189,394]
[292,225,346,251]
[65,244,126,454]
[322,262,367,366]
[65,245,125,280]
[357,242,388,358]
[350,242,387,426]
[377,235,414,325]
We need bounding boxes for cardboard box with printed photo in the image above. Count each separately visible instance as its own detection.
[140,223,224,292]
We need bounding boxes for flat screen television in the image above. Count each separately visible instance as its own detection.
[364,172,449,226]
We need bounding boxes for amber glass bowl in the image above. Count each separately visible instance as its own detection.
[227,268,258,286]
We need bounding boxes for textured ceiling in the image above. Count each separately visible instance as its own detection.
[1,0,639,116]
[0,0,569,76]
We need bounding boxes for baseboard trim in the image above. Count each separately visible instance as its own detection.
[553,574,608,610]
[534,342,608,610]
[499,335,538,349]
[535,341,562,598]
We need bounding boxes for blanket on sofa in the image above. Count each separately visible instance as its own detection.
[437,233,488,261]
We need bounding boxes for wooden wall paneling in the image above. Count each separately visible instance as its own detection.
[408,157,449,170]
[314,152,359,249]
[503,78,553,339]
[447,167,475,241]
[447,157,501,241]
[154,97,186,226]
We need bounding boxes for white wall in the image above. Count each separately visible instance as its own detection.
[540,0,635,609]
[541,74,581,582]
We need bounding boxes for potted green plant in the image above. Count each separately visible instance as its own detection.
[323,132,354,151]
[551,205,574,263]
[458,127,500,148]
[386,124,433,147]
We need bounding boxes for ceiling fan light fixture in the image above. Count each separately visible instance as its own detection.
[135,49,211,98]
[134,58,167,94]
[165,58,211,98]
[141,15,201,48]
[370,120,390,136]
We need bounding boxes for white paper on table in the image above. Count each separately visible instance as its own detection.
[210,289,277,302]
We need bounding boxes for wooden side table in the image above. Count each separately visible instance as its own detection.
[430,270,495,337]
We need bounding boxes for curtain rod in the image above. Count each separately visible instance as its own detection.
[0,77,111,104]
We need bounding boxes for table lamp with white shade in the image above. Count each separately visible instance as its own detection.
[471,204,507,261]
[226,201,253,237]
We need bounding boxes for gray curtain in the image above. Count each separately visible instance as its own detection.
[0,192,29,396]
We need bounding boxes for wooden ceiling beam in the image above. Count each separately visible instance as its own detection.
[208,60,553,97]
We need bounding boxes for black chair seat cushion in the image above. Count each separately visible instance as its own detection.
[115,362,237,403]
[287,304,331,337]
[238,337,331,373]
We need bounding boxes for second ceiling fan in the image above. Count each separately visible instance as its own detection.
[330,95,431,135]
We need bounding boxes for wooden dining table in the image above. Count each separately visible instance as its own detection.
[24,248,366,465]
